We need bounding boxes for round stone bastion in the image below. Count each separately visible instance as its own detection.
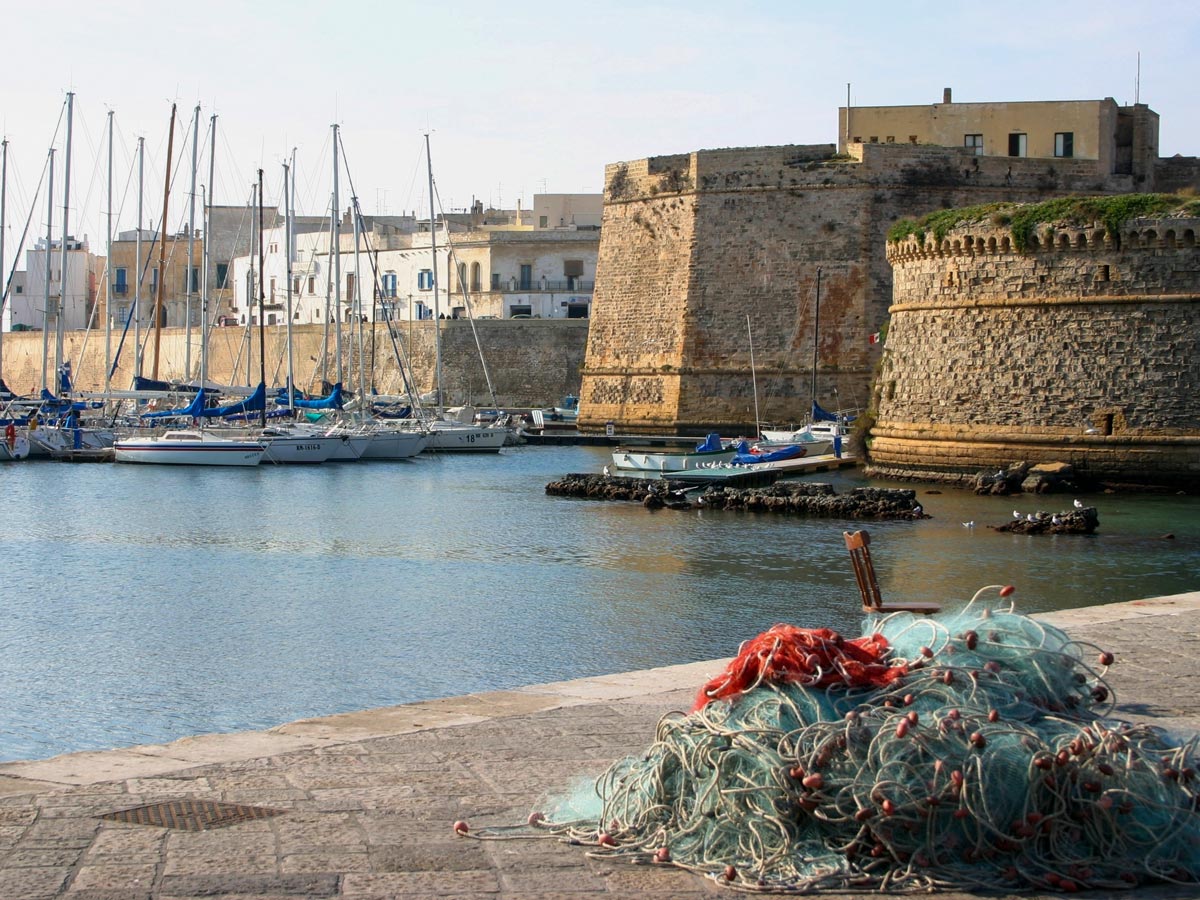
[868,215,1200,488]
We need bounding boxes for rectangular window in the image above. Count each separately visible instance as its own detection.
[183,266,199,292]
[1055,132,1074,158]
[293,277,301,295]
[216,263,228,289]
[519,264,532,290]
[964,134,983,156]
[1008,133,1027,157]
[885,135,895,143]
[308,275,315,294]
[345,273,355,299]
[538,215,548,228]
[270,277,276,301]
[417,269,433,291]
[382,273,397,298]
[114,267,128,294]
[491,273,500,289]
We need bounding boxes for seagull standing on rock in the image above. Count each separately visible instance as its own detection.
[962,521,975,528]
[1074,499,1084,508]
[603,465,611,477]
[1013,510,1022,519]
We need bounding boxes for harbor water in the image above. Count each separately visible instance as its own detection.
[1,445,1197,762]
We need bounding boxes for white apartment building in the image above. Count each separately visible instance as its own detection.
[229,195,601,326]
[10,236,98,332]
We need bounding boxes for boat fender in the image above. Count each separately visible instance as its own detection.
[4,423,14,449]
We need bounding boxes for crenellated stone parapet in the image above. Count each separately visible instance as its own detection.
[886,218,1199,263]
[870,211,1200,487]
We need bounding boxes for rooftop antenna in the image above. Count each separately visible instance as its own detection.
[1135,51,1141,105]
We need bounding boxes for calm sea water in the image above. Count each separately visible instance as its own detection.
[1,446,1196,762]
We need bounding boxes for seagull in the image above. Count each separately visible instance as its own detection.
[1026,513,1036,522]
[1013,510,1022,519]
[1073,499,1083,508]
[1051,515,1061,525]
[913,505,923,515]
[962,521,975,528]
[602,465,611,477]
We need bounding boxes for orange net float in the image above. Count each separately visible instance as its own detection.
[692,624,908,712]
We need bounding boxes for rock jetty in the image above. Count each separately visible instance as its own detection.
[546,474,925,518]
[992,506,1099,534]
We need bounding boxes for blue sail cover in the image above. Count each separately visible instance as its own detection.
[284,383,343,410]
[694,432,724,453]
[812,400,855,423]
[202,383,266,418]
[142,388,207,420]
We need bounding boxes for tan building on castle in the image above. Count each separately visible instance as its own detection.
[840,89,1159,183]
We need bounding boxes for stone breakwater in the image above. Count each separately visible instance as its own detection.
[992,506,1099,535]
[546,474,925,517]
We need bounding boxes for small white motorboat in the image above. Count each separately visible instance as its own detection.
[113,430,267,466]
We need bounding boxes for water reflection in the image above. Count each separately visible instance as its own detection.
[0,447,1195,762]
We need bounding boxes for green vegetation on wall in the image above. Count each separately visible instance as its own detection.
[887,194,1200,252]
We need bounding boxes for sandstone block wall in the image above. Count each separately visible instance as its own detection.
[579,141,1160,435]
[871,218,1200,486]
[0,320,587,410]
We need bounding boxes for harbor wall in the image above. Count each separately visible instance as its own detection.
[870,217,1200,487]
[0,319,588,409]
[578,142,1198,435]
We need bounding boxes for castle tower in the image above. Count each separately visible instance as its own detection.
[870,205,1200,487]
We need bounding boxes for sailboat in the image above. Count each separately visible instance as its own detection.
[757,267,848,453]
[416,134,505,453]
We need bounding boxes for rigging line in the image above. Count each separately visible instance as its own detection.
[336,134,419,401]
[1,148,54,315]
[431,178,500,412]
[348,195,418,402]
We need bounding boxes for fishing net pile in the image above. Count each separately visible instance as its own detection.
[467,586,1200,893]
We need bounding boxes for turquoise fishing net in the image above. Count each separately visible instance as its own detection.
[474,588,1200,892]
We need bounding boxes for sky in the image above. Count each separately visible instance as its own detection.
[1,0,1198,261]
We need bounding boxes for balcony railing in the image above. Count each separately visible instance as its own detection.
[490,279,594,292]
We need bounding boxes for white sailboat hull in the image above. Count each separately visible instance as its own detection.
[358,428,429,460]
[113,431,266,466]
[611,447,737,472]
[425,423,507,452]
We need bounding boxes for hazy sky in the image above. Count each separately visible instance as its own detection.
[1,0,1197,257]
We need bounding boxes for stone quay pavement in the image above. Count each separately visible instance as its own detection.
[1,593,1199,900]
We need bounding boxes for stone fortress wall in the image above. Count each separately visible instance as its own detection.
[0,319,587,410]
[869,217,1200,486]
[578,141,1200,436]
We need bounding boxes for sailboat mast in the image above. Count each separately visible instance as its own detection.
[134,137,144,380]
[331,123,343,386]
[185,103,199,380]
[151,102,176,381]
[56,91,73,389]
[104,111,113,395]
[201,113,216,389]
[257,168,266,428]
[747,314,760,439]
[810,266,822,422]
[40,148,54,395]
[425,133,442,413]
[283,160,295,411]
[0,137,7,384]
[351,194,366,415]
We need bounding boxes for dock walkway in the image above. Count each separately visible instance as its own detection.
[1,593,1198,899]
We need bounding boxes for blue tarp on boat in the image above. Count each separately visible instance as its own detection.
[142,388,207,419]
[694,432,724,452]
[203,383,266,418]
[283,383,343,410]
[732,443,806,465]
